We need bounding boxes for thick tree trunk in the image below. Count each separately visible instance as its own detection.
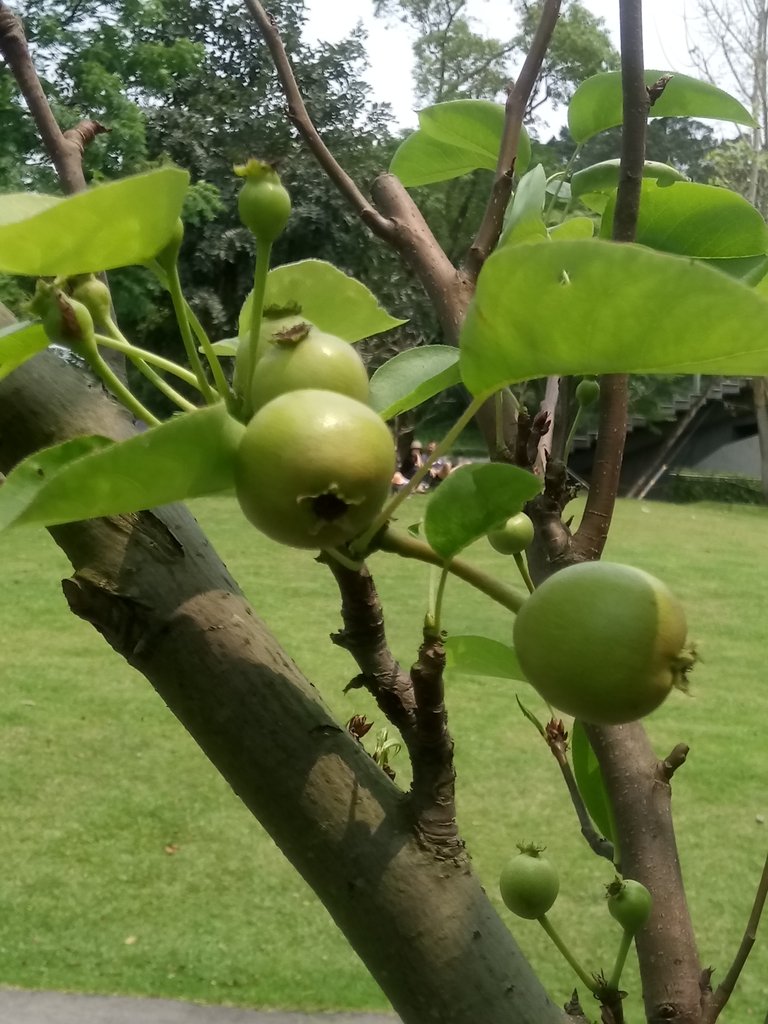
[752,377,768,502]
[0,352,566,1024]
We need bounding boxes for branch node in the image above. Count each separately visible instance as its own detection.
[660,743,690,781]
[62,118,110,155]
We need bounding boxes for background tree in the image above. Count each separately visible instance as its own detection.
[0,0,412,390]
[689,0,768,498]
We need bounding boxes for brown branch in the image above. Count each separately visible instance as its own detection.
[409,627,460,852]
[370,173,474,343]
[545,719,615,862]
[584,722,703,1023]
[0,3,87,194]
[62,118,109,156]
[573,0,648,560]
[321,554,418,744]
[660,742,689,781]
[703,850,768,1024]
[464,0,562,280]
[611,0,649,244]
[572,373,629,560]
[242,0,395,242]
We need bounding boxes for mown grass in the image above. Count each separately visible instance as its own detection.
[1,496,767,1021]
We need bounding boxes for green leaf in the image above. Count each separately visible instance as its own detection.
[0,321,50,381]
[419,100,506,160]
[239,260,405,343]
[571,721,617,846]
[390,130,492,186]
[548,217,594,241]
[571,159,687,199]
[210,336,238,356]
[546,178,572,201]
[0,403,244,530]
[390,99,531,186]
[369,345,461,420]
[501,165,548,245]
[460,240,768,396]
[444,634,524,680]
[569,70,756,144]
[705,254,768,284]
[600,181,768,258]
[0,168,190,276]
[424,463,542,560]
[0,194,59,224]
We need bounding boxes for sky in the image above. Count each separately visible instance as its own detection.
[302,0,716,134]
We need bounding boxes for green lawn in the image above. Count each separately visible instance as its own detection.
[1,496,767,1021]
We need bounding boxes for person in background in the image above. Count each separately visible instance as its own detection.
[391,439,423,490]
[425,440,452,488]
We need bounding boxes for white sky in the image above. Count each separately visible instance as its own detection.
[303,0,711,134]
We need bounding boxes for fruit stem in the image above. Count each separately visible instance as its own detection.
[608,926,634,990]
[93,334,201,389]
[431,564,450,634]
[377,526,527,614]
[165,265,217,404]
[242,237,273,420]
[84,346,160,426]
[537,914,598,994]
[513,551,535,594]
[324,547,364,572]
[182,297,231,404]
[96,322,197,413]
[544,143,581,221]
[563,405,583,463]
[353,394,486,554]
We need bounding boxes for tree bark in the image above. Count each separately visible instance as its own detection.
[584,723,703,1024]
[752,376,768,502]
[0,352,566,1024]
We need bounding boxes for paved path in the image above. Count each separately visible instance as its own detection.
[0,990,399,1024]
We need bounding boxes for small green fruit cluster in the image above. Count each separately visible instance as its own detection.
[513,561,693,724]
[234,316,394,550]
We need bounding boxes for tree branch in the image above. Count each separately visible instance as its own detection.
[572,374,630,560]
[409,627,460,852]
[574,0,648,560]
[0,2,89,193]
[545,719,615,862]
[584,722,703,1023]
[703,850,768,1023]
[464,0,562,280]
[321,554,418,742]
[242,0,396,242]
[0,351,567,1024]
[322,556,459,850]
[369,173,474,342]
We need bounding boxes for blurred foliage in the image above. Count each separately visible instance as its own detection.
[0,0,731,435]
